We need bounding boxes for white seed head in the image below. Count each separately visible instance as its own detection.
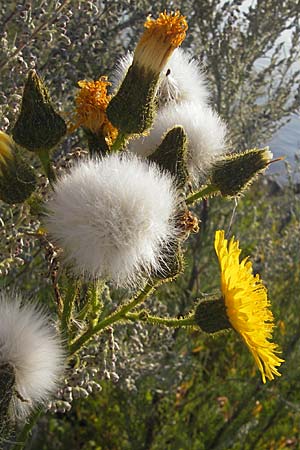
[45,154,179,286]
[111,52,133,92]
[128,101,228,183]
[111,48,210,107]
[0,292,65,419]
[158,48,210,106]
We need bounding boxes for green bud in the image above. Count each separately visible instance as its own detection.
[194,297,231,334]
[107,64,159,135]
[148,126,189,188]
[12,70,67,152]
[210,148,274,197]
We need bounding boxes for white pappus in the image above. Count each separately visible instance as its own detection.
[111,48,210,108]
[0,292,65,419]
[45,154,180,286]
[128,101,228,184]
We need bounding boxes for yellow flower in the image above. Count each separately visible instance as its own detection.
[134,10,188,74]
[0,131,14,176]
[72,76,118,145]
[215,230,284,383]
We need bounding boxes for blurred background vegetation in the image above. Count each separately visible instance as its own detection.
[0,0,299,449]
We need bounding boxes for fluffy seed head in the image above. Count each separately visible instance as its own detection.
[0,292,65,419]
[128,101,228,183]
[45,154,179,286]
[134,11,188,74]
[112,48,209,107]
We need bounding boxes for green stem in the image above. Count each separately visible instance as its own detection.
[11,408,42,450]
[88,280,106,327]
[110,132,128,152]
[37,148,56,186]
[69,282,155,356]
[186,185,219,205]
[61,278,79,334]
[125,311,196,328]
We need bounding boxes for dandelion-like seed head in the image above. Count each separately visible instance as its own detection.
[73,76,117,144]
[134,11,188,74]
[45,154,180,286]
[112,49,209,108]
[0,131,14,176]
[215,230,284,383]
[128,102,227,184]
[0,292,65,419]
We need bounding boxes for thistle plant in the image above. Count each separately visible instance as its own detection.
[0,8,288,449]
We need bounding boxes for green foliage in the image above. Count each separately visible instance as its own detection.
[0,1,300,449]
[29,161,300,450]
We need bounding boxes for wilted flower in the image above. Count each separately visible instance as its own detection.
[45,154,179,286]
[107,11,188,135]
[128,101,227,183]
[134,10,188,75]
[214,230,284,383]
[0,292,65,419]
[72,76,117,146]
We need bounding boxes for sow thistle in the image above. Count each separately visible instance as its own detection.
[0,8,285,447]
[195,231,284,383]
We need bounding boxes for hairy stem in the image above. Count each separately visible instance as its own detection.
[61,278,80,335]
[125,311,195,328]
[186,185,219,205]
[69,282,156,355]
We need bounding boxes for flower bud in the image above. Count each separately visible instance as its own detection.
[210,148,274,197]
[12,70,66,152]
[0,132,37,204]
[148,126,189,188]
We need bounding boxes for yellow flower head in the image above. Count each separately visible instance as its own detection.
[0,131,14,176]
[73,76,118,144]
[214,230,284,383]
[134,11,188,74]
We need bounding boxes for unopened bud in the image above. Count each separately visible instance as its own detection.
[210,148,274,197]
[148,126,189,188]
[12,70,66,152]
